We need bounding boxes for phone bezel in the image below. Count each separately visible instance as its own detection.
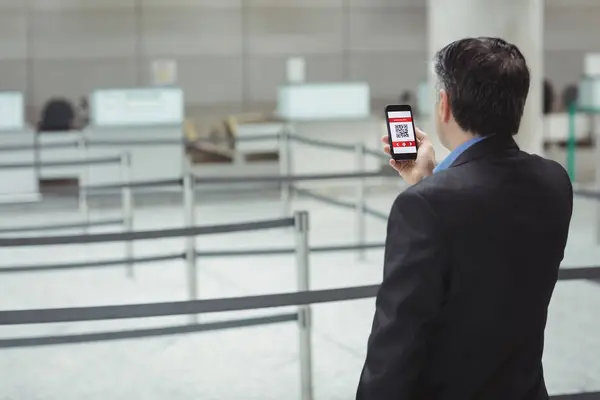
[385,104,418,161]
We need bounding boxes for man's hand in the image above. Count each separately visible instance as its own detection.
[382,128,436,185]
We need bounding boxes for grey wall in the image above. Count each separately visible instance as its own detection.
[1,0,599,119]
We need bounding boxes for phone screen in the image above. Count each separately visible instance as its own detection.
[387,110,417,157]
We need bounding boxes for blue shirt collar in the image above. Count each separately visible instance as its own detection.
[433,136,488,173]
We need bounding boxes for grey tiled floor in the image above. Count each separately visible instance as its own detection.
[0,191,598,399]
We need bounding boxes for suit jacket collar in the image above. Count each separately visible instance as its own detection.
[449,134,520,169]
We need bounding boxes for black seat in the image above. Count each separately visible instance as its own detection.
[38,98,75,132]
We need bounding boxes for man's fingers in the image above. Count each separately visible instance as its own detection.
[383,144,391,155]
[390,159,412,172]
[381,135,390,145]
[415,127,428,141]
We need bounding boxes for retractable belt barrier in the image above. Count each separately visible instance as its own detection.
[0,218,124,234]
[193,171,385,185]
[293,187,356,211]
[2,132,600,400]
[290,134,357,152]
[0,217,294,247]
[0,253,185,274]
[1,268,598,326]
[0,134,283,153]
[362,146,389,161]
[0,141,79,152]
[0,156,121,169]
[573,188,600,200]
[0,285,379,326]
[0,313,298,349]
[0,243,387,275]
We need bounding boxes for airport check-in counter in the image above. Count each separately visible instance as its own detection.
[36,88,185,190]
[86,87,185,188]
[0,92,39,203]
[0,88,185,202]
[37,132,85,182]
[275,82,382,192]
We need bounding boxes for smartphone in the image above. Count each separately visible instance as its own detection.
[385,105,418,161]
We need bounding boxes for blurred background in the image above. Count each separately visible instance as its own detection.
[0,1,599,399]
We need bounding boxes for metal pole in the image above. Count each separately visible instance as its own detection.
[183,166,198,324]
[595,110,600,245]
[567,102,576,182]
[78,135,89,233]
[279,126,292,217]
[121,152,134,278]
[294,211,313,400]
[355,143,366,260]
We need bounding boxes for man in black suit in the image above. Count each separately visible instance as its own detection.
[357,37,573,400]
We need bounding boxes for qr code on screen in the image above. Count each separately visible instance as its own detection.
[395,124,409,139]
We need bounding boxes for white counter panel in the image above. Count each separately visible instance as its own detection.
[0,130,39,203]
[277,82,370,121]
[86,126,184,188]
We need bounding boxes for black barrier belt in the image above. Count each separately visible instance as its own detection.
[573,189,600,200]
[0,141,79,152]
[229,134,281,142]
[82,178,183,192]
[290,134,357,152]
[0,156,121,170]
[0,285,380,325]
[363,147,388,161]
[194,171,384,185]
[363,206,389,221]
[87,139,186,147]
[198,248,294,257]
[0,243,385,273]
[293,187,389,222]
[0,253,184,274]
[558,267,600,281]
[193,134,281,144]
[0,218,123,234]
[3,264,600,325]
[0,313,297,349]
[195,243,387,258]
[47,179,184,196]
[47,170,385,193]
[293,187,356,211]
[552,392,600,400]
[312,243,386,252]
[1,244,596,279]
[0,217,295,247]
[0,134,281,153]
[87,135,281,147]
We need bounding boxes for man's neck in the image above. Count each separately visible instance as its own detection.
[448,132,479,152]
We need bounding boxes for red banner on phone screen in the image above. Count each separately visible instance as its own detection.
[392,141,416,148]
[388,117,413,123]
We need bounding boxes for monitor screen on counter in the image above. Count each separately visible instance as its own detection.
[91,88,184,128]
[0,92,25,131]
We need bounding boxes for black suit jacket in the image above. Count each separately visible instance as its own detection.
[357,134,573,400]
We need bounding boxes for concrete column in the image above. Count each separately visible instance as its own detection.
[427,0,544,156]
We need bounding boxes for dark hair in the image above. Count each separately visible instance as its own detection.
[434,37,530,137]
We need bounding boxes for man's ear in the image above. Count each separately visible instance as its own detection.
[438,89,451,124]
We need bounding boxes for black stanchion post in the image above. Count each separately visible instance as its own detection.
[596,130,600,244]
[279,126,292,216]
[355,143,366,260]
[121,152,134,278]
[78,135,90,233]
[183,165,198,324]
[294,211,313,400]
